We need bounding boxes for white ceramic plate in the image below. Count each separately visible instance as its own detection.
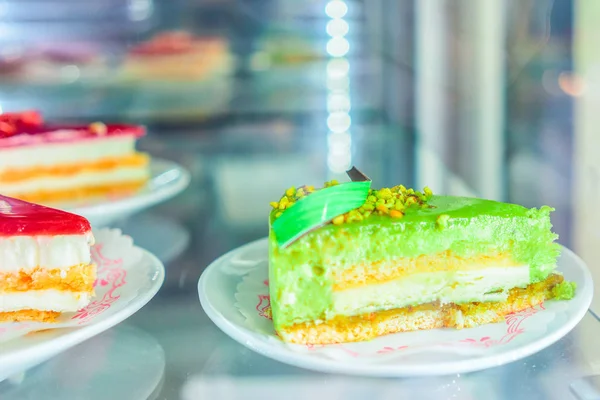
[199,239,593,377]
[0,229,165,382]
[52,158,190,227]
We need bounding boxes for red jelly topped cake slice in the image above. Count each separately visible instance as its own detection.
[0,110,150,204]
[0,195,95,322]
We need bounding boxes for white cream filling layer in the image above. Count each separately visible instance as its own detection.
[0,289,91,312]
[0,233,93,272]
[331,266,531,317]
[0,167,148,195]
[0,135,136,170]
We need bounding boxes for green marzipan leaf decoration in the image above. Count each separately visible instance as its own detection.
[271,180,372,248]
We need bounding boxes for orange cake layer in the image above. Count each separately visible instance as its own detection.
[332,251,518,291]
[0,263,96,292]
[279,274,563,344]
[0,309,60,323]
[0,153,149,183]
[11,180,147,203]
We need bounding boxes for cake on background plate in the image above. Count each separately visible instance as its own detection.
[268,168,576,344]
[120,31,232,82]
[0,195,95,322]
[0,110,149,203]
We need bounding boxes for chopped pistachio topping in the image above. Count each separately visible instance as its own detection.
[269,183,323,217]
[270,181,434,225]
[436,214,450,229]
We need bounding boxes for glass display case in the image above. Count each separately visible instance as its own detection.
[1,1,599,399]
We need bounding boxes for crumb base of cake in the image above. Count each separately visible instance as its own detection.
[277,274,563,345]
[0,263,96,292]
[8,179,147,203]
[0,309,60,323]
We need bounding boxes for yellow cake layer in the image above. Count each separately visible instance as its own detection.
[0,309,60,323]
[10,180,147,203]
[278,274,562,344]
[332,251,519,291]
[0,264,96,292]
[0,153,148,183]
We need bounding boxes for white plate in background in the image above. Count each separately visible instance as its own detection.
[54,158,190,227]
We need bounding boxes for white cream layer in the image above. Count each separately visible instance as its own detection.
[331,266,531,317]
[0,233,93,272]
[0,289,91,312]
[0,167,148,195]
[0,135,136,170]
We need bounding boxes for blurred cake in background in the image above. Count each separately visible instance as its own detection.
[0,110,149,203]
[115,31,233,120]
[251,33,324,69]
[119,31,233,82]
[0,43,109,84]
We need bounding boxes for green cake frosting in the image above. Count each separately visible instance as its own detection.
[269,194,563,330]
[271,181,371,247]
[270,179,434,246]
